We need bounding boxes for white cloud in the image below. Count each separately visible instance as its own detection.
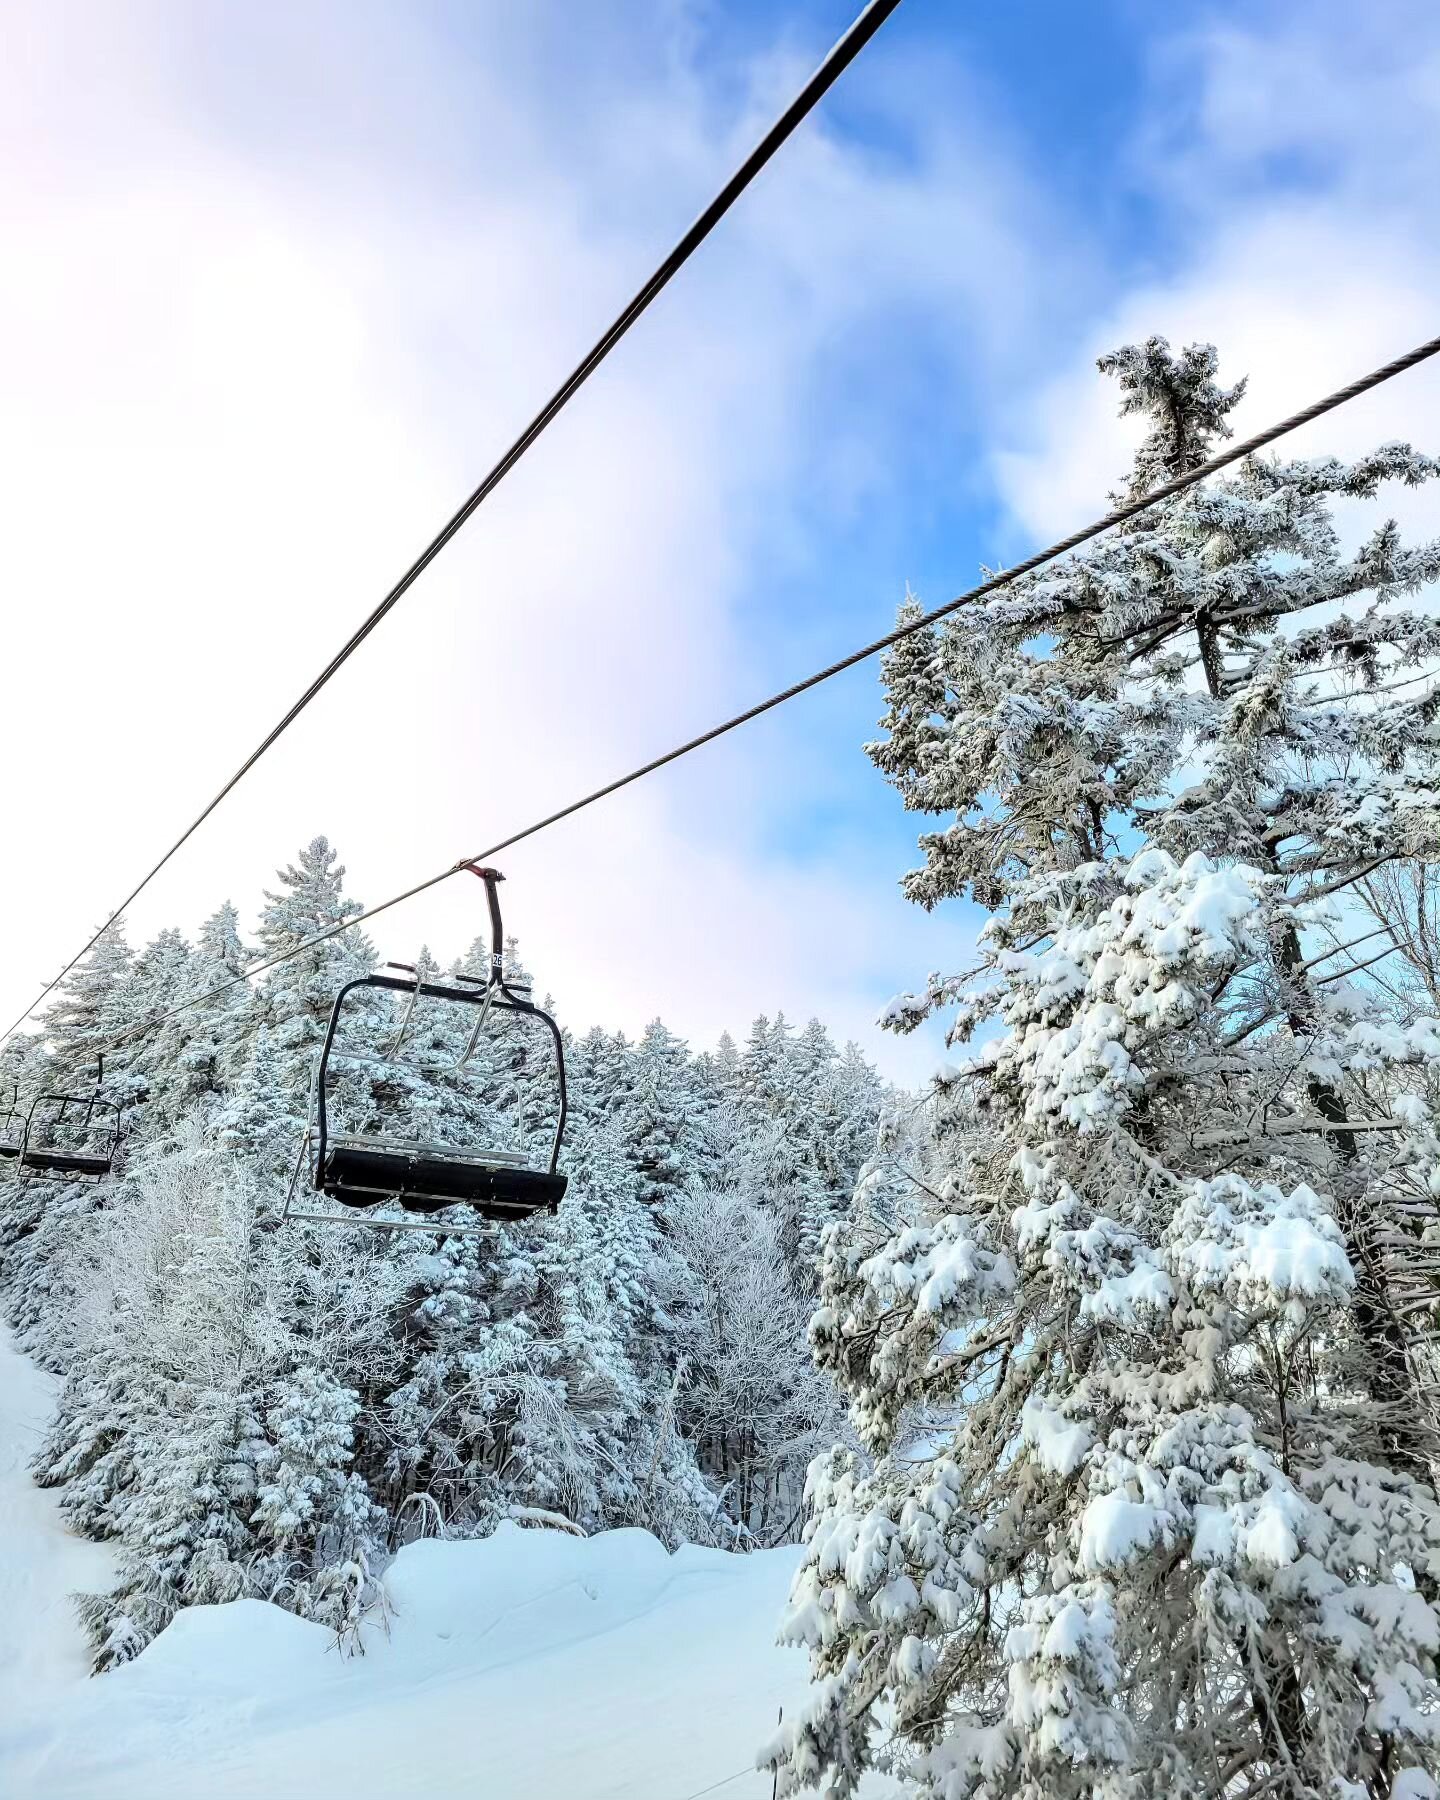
[29,4,1429,1091]
[0,1,1046,1079]
[993,2,1440,552]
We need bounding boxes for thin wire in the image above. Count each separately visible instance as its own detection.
[671,1766,757,1800]
[76,327,1440,1059]
[0,0,904,1053]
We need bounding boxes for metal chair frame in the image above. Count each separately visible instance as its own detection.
[19,1059,121,1183]
[0,1084,24,1161]
[283,867,568,1233]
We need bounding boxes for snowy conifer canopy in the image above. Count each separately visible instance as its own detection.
[0,835,887,1667]
[771,337,1440,1800]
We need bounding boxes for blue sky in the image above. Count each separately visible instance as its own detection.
[2,0,1438,1077]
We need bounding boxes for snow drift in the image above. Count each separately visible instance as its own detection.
[3,1319,897,1800]
[1,1519,855,1800]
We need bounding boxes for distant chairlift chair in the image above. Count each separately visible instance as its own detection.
[19,1059,121,1181]
[0,1085,24,1161]
[284,865,568,1233]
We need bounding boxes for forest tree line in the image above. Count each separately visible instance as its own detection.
[0,839,891,1669]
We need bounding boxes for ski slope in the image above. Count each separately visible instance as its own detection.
[0,1322,119,1707]
[0,1322,896,1800]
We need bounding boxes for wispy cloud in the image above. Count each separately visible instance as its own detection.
[992,0,1440,554]
[10,3,1422,1082]
[0,1,1059,1077]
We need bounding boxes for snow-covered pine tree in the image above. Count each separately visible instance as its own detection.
[40,919,134,1076]
[692,1029,741,1104]
[374,1125,716,1545]
[38,1125,273,1663]
[248,838,371,1058]
[511,1125,718,1543]
[220,836,381,1196]
[569,1026,637,1135]
[0,1032,42,1167]
[728,1014,885,1290]
[740,1013,787,1110]
[771,339,1440,1798]
[624,1019,706,1206]
[41,1122,403,1665]
[154,900,250,1118]
[121,926,194,1128]
[1,921,140,1344]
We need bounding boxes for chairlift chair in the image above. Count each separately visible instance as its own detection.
[20,1058,121,1181]
[0,1085,24,1161]
[284,866,568,1233]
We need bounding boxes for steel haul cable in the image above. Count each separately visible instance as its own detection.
[59,326,1440,1060]
[0,0,904,1051]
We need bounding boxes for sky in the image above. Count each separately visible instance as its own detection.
[2,0,1439,1080]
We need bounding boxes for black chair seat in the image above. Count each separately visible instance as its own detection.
[320,1140,566,1219]
[22,1148,111,1177]
[0,1142,19,1160]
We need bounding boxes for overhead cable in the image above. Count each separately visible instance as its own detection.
[0,0,904,1051]
[81,327,1440,1057]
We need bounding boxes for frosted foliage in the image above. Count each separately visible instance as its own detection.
[666,1180,851,1542]
[28,1122,403,1660]
[770,338,1440,1799]
[990,851,1269,1130]
[0,834,887,1663]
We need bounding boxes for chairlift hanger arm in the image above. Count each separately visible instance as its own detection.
[465,865,506,982]
[382,962,427,1059]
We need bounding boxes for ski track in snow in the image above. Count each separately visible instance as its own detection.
[0,1321,899,1800]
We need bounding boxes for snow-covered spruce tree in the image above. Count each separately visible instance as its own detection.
[770,340,1440,1798]
[38,1124,277,1663]
[625,1018,708,1205]
[41,1121,405,1666]
[1,921,141,1346]
[750,1019,886,1290]
[147,901,251,1122]
[0,1028,47,1232]
[692,1029,742,1104]
[121,927,196,1130]
[40,918,136,1073]
[234,836,376,1171]
[373,1126,717,1544]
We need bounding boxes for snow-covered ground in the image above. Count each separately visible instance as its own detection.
[0,1322,118,1708]
[1,1321,889,1800]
